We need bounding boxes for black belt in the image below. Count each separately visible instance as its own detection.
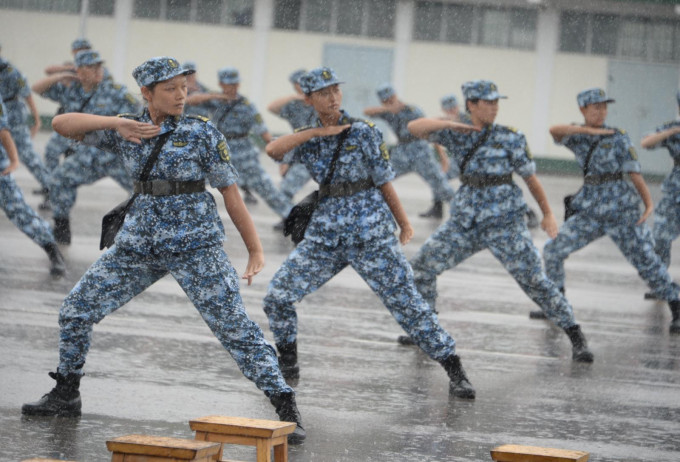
[2,95,17,103]
[134,180,205,195]
[460,174,513,188]
[397,138,420,144]
[319,178,375,198]
[583,172,623,185]
[225,134,249,140]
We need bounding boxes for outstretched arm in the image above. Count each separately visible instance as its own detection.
[641,126,680,149]
[0,129,20,176]
[380,182,413,245]
[31,72,78,95]
[628,172,654,225]
[523,174,558,238]
[407,117,478,139]
[220,183,264,286]
[267,95,300,115]
[52,113,160,143]
[549,125,615,143]
[265,124,350,161]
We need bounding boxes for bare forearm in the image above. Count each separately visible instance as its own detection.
[32,74,69,94]
[52,113,118,140]
[641,127,680,149]
[267,95,296,115]
[524,174,553,217]
[222,184,264,254]
[380,182,409,228]
[185,93,221,105]
[266,129,318,160]
[629,172,653,209]
[0,130,19,165]
[408,118,455,138]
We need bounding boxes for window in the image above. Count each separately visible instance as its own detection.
[89,0,114,16]
[591,14,619,56]
[0,0,82,13]
[273,0,301,30]
[444,4,473,44]
[272,0,395,39]
[619,18,647,59]
[132,0,252,26]
[559,11,588,53]
[413,2,536,50]
[649,22,674,62]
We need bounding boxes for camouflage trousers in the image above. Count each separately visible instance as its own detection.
[411,214,577,330]
[279,163,311,200]
[0,173,54,246]
[544,213,680,301]
[652,194,680,268]
[43,131,72,172]
[10,124,50,189]
[49,146,133,219]
[391,140,454,202]
[263,235,457,362]
[57,244,292,395]
[231,151,293,217]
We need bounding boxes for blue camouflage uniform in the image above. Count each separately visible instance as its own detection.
[643,115,680,267]
[371,84,454,203]
[0,57,51,189]
[263,109,458,362]
[543,90,680,301]
[183,61,215,119]
[0,98,56,247]
[55,56,292,397]
[210,67,292,217]
[410,81,579,330]
[40,51,141,222]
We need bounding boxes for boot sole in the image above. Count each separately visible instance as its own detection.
[450,388,476,400]
[529,311,547,320]
[573,353,594,363]
[22,407,81,417]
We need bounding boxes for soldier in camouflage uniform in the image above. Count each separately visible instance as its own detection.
[0,56,51,192]
[639,91,680,293]
[21,56,305,445]
[267,69,316,204]
[402,80,594,362]
[263,67,476,400]
[182,60,214,119]
[541,88,680,334]
[32,50,141,244]
[0,97,65,276]
[186,67,292,219]
[364,84,455,219]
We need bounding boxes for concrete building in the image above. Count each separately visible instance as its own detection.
[1,0,679,172]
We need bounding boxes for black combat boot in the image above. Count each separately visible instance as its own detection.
[397,335,415,345]
[669,300,680,334]
[276,342,300,380]
[241,186,258,205]
[419,200,443,219]
[42,243,66,277]
[441,355,476,399]
[565,325,594,363]
[644,291,660,300]
[269,391,306,445]
[53,217,71,245]
[22,371,82,416]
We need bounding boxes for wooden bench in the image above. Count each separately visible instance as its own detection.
[189,416,296,462]
[491,444,589,462]
[106,434,221,462]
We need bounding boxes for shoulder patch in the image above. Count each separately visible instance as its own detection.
[496,125,517,133]
[628,146,638,160]
[125,93,138,105]
[379,141,390,160]
[112,83,122,90]
[186,114,210,122]
[294,125,314,133]
[241,96,251,106]
[217,140,230,162]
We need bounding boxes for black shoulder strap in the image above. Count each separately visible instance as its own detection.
[582,137,605,176]
[139,130,173,181]
[460,125,492,174]
[77,85,99,113]
[321,127,351,188]
[214,96,243,127]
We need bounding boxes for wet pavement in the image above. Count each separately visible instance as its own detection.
[1,133,679,461]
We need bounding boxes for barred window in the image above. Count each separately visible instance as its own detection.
[132,0,253,26]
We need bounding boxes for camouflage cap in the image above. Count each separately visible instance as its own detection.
[577,88,615,108]
[299,67,344,95]
[71,37,92,51]
[461,80,507,101]
[376,83,395,102]
[440,93,459,110]
[183,60,197,72]
[289,69,307,85]
[218,67,240,84]
[74,50,104,68]
[132,56,195,88]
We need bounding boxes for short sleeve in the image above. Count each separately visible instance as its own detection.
[360,123,394,186]
[619,133,641,174]
[201,123,239,189]
[81,128,121,154]
[509,133,536,178]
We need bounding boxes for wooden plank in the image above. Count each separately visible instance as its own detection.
[106,435,220,460]
[22,459,78,462]
[491,445,589,462]
[189,416,296,439]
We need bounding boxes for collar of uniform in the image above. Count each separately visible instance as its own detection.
[138,108,180,135]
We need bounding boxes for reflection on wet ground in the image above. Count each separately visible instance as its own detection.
[1,135,679,461]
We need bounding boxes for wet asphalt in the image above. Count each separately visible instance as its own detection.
[1,133,679,461]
